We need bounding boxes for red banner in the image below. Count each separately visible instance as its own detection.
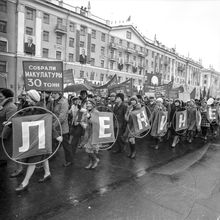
[157,111,168,135]
[175,110,188,131]
[12,114,52,160]
[130,107,151,135]
[91,111,115,145]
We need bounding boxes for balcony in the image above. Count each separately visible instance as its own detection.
[125,47,135,54]
[55,23,67,34]
[138,63,144,68]
[125,59,133,65]
[109,55,118,62]
[109,42,118,49]
[137,50,145,57]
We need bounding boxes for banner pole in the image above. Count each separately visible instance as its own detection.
[43,91,46,108]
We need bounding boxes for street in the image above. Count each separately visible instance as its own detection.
[1,136,220,220]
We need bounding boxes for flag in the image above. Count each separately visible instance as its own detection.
[190,88,196,99]
[126,16,131,22]
[202,87,206,99]
[92,74,118,90]
[88,1,91,10]
[207,88,210,99]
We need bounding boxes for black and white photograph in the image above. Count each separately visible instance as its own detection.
[1,0,220,219]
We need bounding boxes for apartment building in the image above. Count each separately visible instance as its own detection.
[0,0,214,98]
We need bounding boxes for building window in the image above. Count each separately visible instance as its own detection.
[110,36,114,43]
[56,33,62,44]
[57,17,62,25]
[69,38,74,47]
[80,41,84,47]
[133,44,136,50]
[90,58,95,66]
[0,40,7,52]
[26,7,34,20]
[26,27,33,35]
[140,47,143,52]
[126,65,129,72]
[133,56,136,61]
[0,0,7,12]
[43,13,50,24]
[69,22,75,32]
[92,29,96,39]
[100,73,104,81]
[56,51,61,60]
[146,49,148,56]
[119,52,122,57]
[80,26,86,36]
[110,61,114,70]
[152,51,154,58]
[146,59,148,67]
[0,61,7,72]
[0,20,7,33]
[127,42,130,48]
[119,39,122,45]
[43,31,49,42]
[91,44,95,53]
[101,46,105,55]
[80,70,84,78]
[90,71,95,80]
[101,33,105,42]
[69,53,74,62]
[126,31,131,39]
[42,48,49,58]
[101,60,104,68]
[151,61,154,68]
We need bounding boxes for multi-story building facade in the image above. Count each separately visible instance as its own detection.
[0,0,217,98]
[201,67,220,98]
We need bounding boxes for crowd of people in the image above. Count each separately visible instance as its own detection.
[0,87,220,193]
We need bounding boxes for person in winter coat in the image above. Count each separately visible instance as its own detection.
[124,96,142,159]
[112,93,127,153]
[81,99,100,169]
[200,99,210,141]
[187,99,197,143]
[0,89,17,167]
[150,98,167,149]
[169,99,186,147]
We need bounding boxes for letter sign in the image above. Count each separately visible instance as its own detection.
[99,117,111,138]
[12,114,52,160]
[175,110,188,131]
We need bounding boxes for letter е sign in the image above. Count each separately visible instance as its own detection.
[12,114,52,160]
[91,111,115,145]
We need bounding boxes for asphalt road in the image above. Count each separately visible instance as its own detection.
[1,136,220,220]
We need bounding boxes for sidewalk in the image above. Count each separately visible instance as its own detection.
[0,136,217,220]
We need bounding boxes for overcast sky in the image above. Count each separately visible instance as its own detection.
[64,0,220,71]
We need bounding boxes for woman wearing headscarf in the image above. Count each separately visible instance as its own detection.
[124,95,142,159]
[0,88,17,167]
[81,98,100,169]
[169,99,186,147]
[150,98,167,149]
[186,99,197,143]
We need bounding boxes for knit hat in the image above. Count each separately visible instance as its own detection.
[130,95,138,103]
[27,89,40,102]
[110,92,116,97]
[156,97,163,103]
[207,97,214,105]
[116,93,124,102]
[0,88,14,98]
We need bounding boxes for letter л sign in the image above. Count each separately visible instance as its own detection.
[12,114,52,160]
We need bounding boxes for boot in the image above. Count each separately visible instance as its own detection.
[91,156,100,169]
[171,136,179,148]
[85,155,93,169]
[129,143,136,159]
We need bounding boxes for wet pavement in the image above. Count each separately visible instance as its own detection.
[1,135,220,220]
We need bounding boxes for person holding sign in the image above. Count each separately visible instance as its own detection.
[199,99,210,141]
[81,99,100,169]
[124,96,142,159]
[169,99,186,148]
[150,98,167,150]
[15,90,60,192]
